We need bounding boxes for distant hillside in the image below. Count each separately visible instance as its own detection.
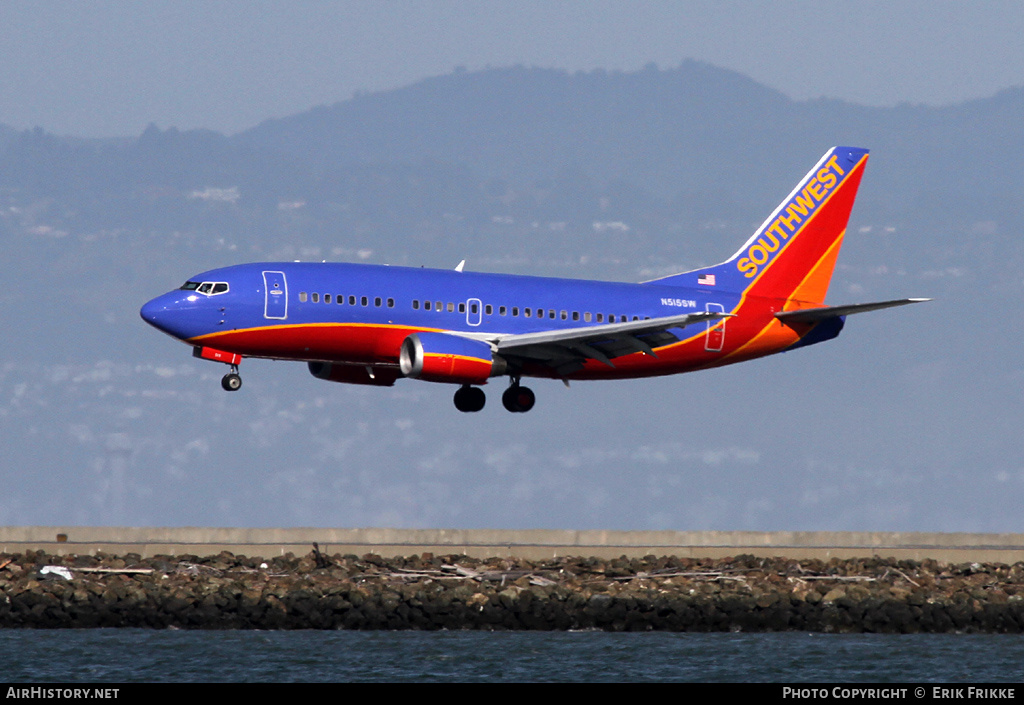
[236,62,797,200]
[235,62,1024,228]
[2,62,1020,254]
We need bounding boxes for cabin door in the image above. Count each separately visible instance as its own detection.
[263,271,288,320]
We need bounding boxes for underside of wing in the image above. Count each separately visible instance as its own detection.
[490,311,731,377]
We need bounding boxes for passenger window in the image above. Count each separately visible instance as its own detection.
[324,294,331,304]
[459,303,466,313]
[572,312,579,321]
[499,306,507,316]
[485,304,493,315]
[349,295,356,306]
[299,292,308,303]
[387,298,395,308]
[375,297,382,307]
[361,296,368,306]
[549,310,556,319]
[608,315,615,322]
[337,295,344,304]
[312,293,319,303]
[535,308,543,318]
[447,302,454,312]
[560,310,567,320]
[584,312,591,322]
[435,301,442,311]
[424,301,432,311]
[471,303,479,314]
[413,300,420,309]
[512,307,519,317]
[525,308,531,318]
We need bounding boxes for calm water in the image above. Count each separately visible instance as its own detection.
[1,631,1023,682]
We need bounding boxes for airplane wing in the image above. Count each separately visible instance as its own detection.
[487,311,732,376]
[775,298,931,324]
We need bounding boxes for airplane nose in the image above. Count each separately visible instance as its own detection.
[140,294,177,335]
[140,291,198,340]
[139,298,162,326]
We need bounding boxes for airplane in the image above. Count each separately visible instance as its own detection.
[140,146,927,413]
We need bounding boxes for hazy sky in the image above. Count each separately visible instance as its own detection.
[1,0,1022,138]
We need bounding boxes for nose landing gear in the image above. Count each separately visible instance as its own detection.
[221,364,242,392]
[193,346,244,392]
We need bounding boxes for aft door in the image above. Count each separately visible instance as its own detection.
[705,302,726,352]
[263,271,288,319]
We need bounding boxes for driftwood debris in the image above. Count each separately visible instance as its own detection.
[64,566,155,576]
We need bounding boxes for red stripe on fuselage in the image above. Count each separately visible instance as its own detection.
[191,323,428,364]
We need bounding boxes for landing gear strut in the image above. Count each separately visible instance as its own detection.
[502,380,535,413]
[453,385,485,412]
[221,365,242,392]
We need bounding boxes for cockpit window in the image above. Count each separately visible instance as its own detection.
[187,281,230,296]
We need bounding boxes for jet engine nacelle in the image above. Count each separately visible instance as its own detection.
[307,361,399,387]
[399,332,506,384]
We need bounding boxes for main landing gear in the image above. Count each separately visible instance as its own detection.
[453,384,485,412]
[502,381,535,413]
[452,380,536,413]
[221,365,242,392]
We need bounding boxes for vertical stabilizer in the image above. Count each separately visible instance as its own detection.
[649,147,869,305]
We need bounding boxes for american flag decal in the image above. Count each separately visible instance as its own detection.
[698,273,716,286]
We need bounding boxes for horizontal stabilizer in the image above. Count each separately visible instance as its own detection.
[775,298,931,324]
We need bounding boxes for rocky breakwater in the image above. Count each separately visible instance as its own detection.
[2,550,1024,632]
